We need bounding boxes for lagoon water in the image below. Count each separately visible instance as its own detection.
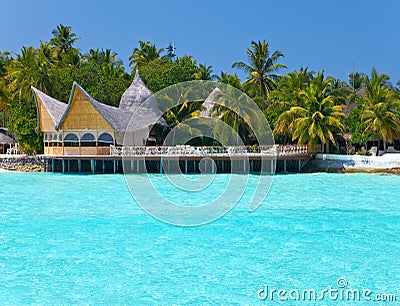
[0,172,399,304]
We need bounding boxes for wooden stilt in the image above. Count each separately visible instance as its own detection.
[185,160,188,174]
[91,160,95,174]
[62,160,65,173]
[102,160,105,173]
[113,160,116,174]
[78,160,82,173]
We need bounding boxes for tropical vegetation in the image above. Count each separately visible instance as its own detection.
[0,24,399,153]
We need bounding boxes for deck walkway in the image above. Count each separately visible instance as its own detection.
[42,145,320,174]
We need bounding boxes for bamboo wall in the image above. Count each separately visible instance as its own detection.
[60,88,113,130]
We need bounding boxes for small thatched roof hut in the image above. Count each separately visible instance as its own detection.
[0,132,15,145]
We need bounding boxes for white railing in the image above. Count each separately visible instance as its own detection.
[110,144,320,157]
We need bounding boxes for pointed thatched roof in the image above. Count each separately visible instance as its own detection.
[119,70,168,128]
[32,87,67,128]
[119,70,153,113]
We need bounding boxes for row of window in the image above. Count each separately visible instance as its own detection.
[44,133,114,143]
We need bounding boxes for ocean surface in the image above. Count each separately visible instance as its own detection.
[0,172,399,304]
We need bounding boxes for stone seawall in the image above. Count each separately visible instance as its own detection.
[309,153,400,173]
[0,156,45,172]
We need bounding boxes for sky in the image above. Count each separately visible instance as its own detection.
[1,0,399,84]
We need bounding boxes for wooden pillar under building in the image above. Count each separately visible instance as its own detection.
[78,160,82,173]
[284,160,287,173]
[113,160,116,174]
[91,160,95,174]
[185,160,188,174]
[67,160,70,173]
[298,160,301,173]
[62,160,65,173]
[270,160,274,175]
[51,159,54,172]
[222,160,224,173]
[102,160,105,174]
[160,160,163,174]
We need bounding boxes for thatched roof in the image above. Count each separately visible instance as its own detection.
[32,72,168,133]
[32,87,67,128]
[119,70,167,128]
[119,70,153,113]
[0,132,16,144]
[57,83,133,133]
[69,82,167,132]
[33,70,168,134]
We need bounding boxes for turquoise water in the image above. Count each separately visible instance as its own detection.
[0,172,399,304]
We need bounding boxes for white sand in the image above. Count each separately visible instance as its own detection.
[0,168,15,172]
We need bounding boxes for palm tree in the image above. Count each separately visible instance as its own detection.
[50,24,80,58]
[0,74,10,127]
[129,40,164,69]
[215,71,242,90]
[193,64,214,80]
[274,72,345,153]
[7,46,54,102]
[361,69,400,155]
[232,39,286,99]
[159,85,205,145]
[210,86,264,145]
[348,72,367,92]
[83,48,124,76]
[269,67,314,141]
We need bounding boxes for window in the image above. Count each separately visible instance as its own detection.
[81,133,96,147]
[64,133,79,147]
[98,133,113,147]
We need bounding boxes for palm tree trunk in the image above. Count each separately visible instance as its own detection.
[376,137,380,156]
[383,138,387,153]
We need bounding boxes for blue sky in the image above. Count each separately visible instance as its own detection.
[1,0,399,84]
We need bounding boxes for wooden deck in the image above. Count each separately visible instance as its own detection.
[41,145,320,174]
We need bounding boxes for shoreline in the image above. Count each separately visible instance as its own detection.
[310,168,400,175]
[0,155,44,172]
